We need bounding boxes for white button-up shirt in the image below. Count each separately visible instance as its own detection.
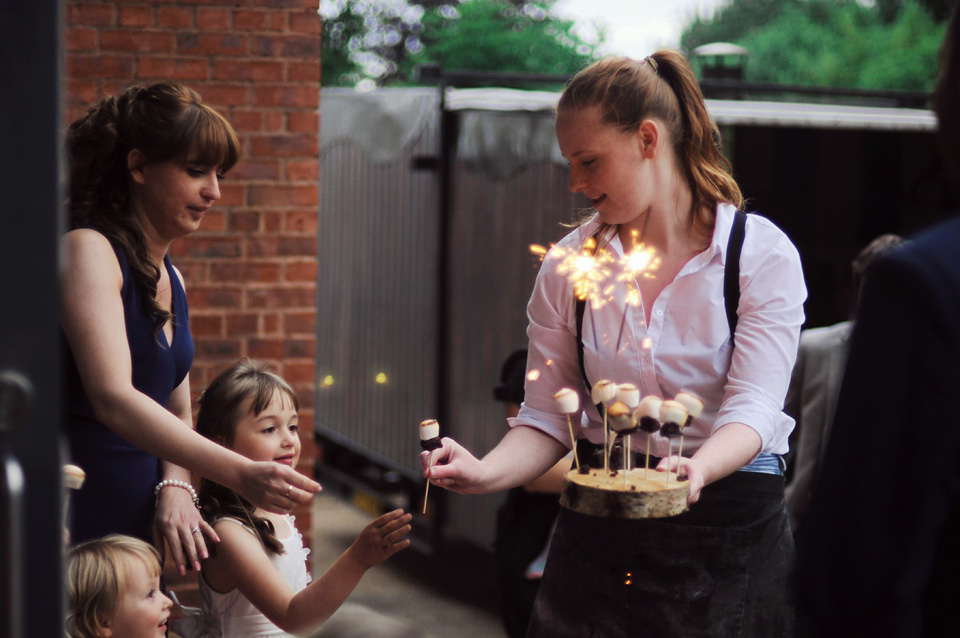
[510,203,807,458]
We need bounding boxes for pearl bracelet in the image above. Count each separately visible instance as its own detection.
[154,479,199,507]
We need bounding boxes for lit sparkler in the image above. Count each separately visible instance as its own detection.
[614,231,661,355]
[555,237,617,310]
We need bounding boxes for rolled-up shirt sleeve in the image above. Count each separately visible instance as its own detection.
[509,226,596,448]
[717,216,806,453]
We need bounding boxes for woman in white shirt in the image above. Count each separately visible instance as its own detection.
[424,51,805,637]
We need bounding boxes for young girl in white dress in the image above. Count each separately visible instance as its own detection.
[179,359,413,637]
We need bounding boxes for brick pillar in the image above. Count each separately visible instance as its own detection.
[65,0,320,600]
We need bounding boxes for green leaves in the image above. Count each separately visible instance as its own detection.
[682,0,947,93]
[321,0,600,87]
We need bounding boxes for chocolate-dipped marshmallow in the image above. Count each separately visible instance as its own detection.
[635,396,663,433]
[658,400,688,439]
[419,419,442,451]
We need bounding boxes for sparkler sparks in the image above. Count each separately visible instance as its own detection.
[554,237,617,310]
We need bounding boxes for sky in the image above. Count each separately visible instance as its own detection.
[550,0,729,59]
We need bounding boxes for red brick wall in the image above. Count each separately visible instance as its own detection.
[64,0,320,598]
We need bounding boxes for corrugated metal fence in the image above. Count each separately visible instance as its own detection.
[318,88,581,546]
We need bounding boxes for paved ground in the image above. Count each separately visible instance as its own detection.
[166,492,507,637]
[310,493,508,638]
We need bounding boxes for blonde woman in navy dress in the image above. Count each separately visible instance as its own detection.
[62,82,320,576]
[423,53,805,636]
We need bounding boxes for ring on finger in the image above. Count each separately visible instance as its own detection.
[284,484,293,498]
[191,526,202,534]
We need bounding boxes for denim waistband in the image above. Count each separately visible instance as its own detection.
[738,453,785,476]
[574,440,784,476]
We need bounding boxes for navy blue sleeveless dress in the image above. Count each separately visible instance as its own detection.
[65,244,194,544]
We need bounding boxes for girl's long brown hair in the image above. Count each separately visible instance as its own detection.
[195,359,299,555]
[66,81,239,335]
[558,53,742,237]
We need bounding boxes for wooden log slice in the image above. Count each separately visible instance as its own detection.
[560,468,689,519]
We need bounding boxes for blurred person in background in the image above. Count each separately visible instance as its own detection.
[785,233,904,532]
[795,6,960,636]
[492,348,567,638]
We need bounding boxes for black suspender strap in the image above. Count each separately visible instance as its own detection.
[724,210,747,344]
[575,233,604,414]
[575,295,605,417]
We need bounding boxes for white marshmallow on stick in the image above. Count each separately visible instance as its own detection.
[591,379,617,405]
[616,383,640,409]
[673,392,704,468]
[658,400,689,485]
[62,464,86,491]
[635,396,662,479]
[553,388,581,470]
[62,464,86,531]
[420,419,442,514]
[615,383,641,472]
[607,401,635,483]
[591,380,617,471]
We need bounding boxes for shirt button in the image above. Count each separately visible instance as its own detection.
[655,309,663,317]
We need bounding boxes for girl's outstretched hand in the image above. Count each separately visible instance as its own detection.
[420,437,488,494]
[239,461,322,514]
[348,509,412,568]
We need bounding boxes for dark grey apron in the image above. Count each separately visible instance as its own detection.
[527,451,794,638]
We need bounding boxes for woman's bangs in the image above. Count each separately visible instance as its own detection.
[185,106,239,172]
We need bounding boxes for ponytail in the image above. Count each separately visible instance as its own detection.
[559,52,742,235]
[651,51,742,234]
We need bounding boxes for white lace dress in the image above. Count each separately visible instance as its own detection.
[173,514,311,638]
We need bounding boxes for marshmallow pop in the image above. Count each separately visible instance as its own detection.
[420,419,441,514]
[613,383,641,471]
[634,396,662,478]
[658,400,689,484]
[591,380,618,471]
[553,388,581,471]
[673,392,704,466]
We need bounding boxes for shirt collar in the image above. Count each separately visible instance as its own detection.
[584,203,737,264]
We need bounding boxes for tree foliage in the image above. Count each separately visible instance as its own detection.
[400,0,598,81]
[680,0,949,92]
[320,0,601,87]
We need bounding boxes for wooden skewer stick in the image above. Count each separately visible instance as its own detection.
[645,436,651,480]
[615,384,640,477]
[566,415,581,471]
[423,451,432,515]
[674,392,704,481]
[607,401,635,490]
[591,381,617,472]
[665,440,672,486]
[658,400,689,486]
[635,396,662,481]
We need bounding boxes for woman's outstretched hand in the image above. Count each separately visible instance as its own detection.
[420,437,488,494]
[239,461,322,513]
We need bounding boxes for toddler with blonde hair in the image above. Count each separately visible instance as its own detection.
[66,534,172,638]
